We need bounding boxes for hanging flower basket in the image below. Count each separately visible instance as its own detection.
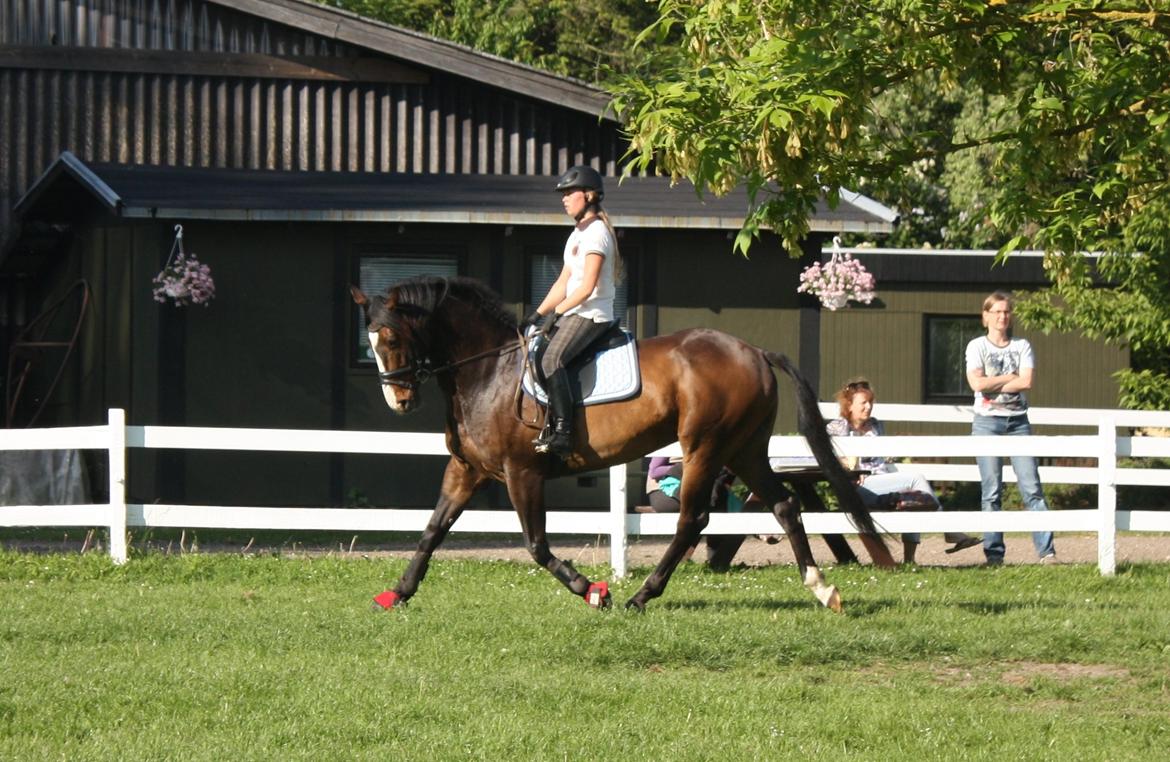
[797,238,876,310]
[153,225,216,307]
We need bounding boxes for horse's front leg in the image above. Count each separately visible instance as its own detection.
[505,465,609,607]
[373,456,486,609]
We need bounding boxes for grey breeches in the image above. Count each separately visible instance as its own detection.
[539,315,613,378]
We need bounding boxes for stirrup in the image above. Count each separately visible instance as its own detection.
[546,430,573,457]
[533,419,571,456]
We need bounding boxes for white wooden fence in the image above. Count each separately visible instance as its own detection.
[3,405,1170,578]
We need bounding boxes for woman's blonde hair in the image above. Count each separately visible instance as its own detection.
[835,377,874,419]
[586,189,624,283]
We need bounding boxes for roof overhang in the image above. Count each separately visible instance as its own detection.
[13,153,897,235]
[13,151,122,219]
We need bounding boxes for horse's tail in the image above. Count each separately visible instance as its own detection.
[764,352,895,568]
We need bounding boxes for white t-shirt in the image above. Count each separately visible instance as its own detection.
[965,335,1035,416]
[562,218,616,323]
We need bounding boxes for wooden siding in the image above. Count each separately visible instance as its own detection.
[0,0,623,246]
[650,230,807,433]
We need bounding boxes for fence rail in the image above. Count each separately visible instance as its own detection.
[4,406,1170,577]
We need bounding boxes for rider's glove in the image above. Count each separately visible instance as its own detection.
[519,310,542,332]
[539,312,561,336]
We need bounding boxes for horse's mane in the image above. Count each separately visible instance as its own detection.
[376,275,518,330]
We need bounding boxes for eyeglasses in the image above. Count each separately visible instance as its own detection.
[846,381,871,391]
[987,309,1012,315]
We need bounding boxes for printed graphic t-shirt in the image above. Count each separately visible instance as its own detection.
[965,336,1034,416]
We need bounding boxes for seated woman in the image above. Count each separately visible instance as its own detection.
[829,377,981,564]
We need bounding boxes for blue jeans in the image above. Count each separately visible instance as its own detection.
[972,413,1055,561]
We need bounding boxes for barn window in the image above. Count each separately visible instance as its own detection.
[526,252,630,329]
[924,314,984,402]
[355,255,459,364]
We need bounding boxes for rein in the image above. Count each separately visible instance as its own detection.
[378,338,522,389]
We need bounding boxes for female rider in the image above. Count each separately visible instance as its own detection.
[521,165,622,458]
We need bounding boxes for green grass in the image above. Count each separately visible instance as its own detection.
[2,550,1169,760]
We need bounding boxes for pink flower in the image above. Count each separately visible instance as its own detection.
[797,252,875,310]
[153,252,216,307]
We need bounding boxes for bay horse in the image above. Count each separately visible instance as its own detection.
[351,276,892,613]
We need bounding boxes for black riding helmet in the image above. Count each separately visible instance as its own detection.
[555,165,604,200]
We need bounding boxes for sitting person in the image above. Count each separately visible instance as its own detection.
[644,456,744,569]
[828,377,981,564]
[645,456,684,513]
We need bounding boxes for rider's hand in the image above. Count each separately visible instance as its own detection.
[539,312,561,336]
[519,310,542,332]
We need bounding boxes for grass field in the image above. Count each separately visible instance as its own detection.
[2,549,1169,760]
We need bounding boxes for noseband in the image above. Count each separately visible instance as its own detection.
[377,359,432,390]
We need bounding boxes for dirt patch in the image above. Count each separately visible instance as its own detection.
[998,662,1130,686]
[930,662,1131,687]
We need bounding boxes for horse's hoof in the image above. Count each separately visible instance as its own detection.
[821,586,843,614]
[372,590,401,611]
[585,581,611,609]
[624,598,645,613]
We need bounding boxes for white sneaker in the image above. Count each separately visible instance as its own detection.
[1039,553,1058,565]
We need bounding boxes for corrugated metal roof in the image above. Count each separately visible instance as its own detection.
[217,0,613,118]
[15,153,897,233]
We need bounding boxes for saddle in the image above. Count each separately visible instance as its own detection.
[521,325,641,407]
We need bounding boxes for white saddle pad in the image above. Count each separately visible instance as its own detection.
[522,331,641,406]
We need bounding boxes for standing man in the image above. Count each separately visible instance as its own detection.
[966,290,1057,566]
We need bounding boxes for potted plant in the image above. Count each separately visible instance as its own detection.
[153,225,215,307]
[797,237,876,310]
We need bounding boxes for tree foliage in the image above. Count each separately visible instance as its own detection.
[318,0,659,82]
[611,1,1170,407]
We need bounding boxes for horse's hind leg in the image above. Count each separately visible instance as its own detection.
[731,454,842,613]
[374,456,486,609]
[505,466,608,606]
[625,455,718,612]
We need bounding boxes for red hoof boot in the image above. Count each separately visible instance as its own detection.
[585,581,611,609]
[372,590,401,610]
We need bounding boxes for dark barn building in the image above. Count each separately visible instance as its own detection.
[1,0,1126,510]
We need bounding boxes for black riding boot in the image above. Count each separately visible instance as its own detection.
[533,369,575,458]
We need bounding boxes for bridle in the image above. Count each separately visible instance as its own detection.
[371,286,523,390]
[378,326,541,430]
[376,341,521,390]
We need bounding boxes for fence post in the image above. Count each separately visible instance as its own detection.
[1097,416,1117,576]
[609,462,628,578]
[108,408,128,564]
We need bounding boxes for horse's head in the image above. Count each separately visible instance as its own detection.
[350,285,432,414]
